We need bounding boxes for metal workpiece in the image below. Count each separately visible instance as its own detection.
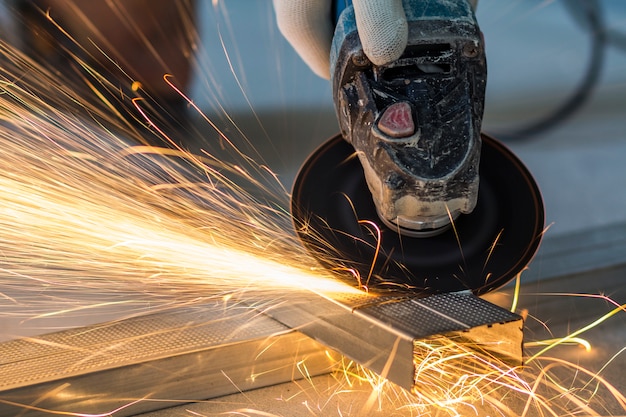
[0,304,334,417]
[265,290,523,390]
[0,290,521,416]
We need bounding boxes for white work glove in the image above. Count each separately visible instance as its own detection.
[273,0,478,79]
[273,0,336,79]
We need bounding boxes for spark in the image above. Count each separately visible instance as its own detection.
[483,227,504,275]
[525,337,593,352]
[322,325,625,417]
[356,219,381,290]
[446,203,466,270]
[527,302,626,362]
[510,271,522,312]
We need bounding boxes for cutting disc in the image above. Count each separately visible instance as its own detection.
[292,133,544,295]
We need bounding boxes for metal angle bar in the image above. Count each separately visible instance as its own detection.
[0,290,521,416]
[264,290,523,390]
[0,304,334,417]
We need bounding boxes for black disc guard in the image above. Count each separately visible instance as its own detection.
[292,133,544,296]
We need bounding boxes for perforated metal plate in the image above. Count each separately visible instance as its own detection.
[265,290,523,389]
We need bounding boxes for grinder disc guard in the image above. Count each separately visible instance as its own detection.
[292,133,544,295]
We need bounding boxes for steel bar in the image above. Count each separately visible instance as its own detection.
[264,290,523,390]
[0,304,334,417]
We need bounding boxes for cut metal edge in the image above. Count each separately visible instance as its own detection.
[265,290,523,390]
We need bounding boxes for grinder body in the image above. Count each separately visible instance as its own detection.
[291,1,543,294]
[331,0,486,234]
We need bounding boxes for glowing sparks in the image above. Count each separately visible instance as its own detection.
[527,302,626,362]
[525,337,592,352]
[321,329,625,417]
[357,219,381,290]
[0,37,361,336]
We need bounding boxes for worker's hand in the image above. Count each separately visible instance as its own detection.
[273,0,407,79]
[273,0,477,79]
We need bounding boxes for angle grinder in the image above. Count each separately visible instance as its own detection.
[291,0,544,295]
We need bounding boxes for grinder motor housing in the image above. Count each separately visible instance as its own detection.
[330,0,487,235]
